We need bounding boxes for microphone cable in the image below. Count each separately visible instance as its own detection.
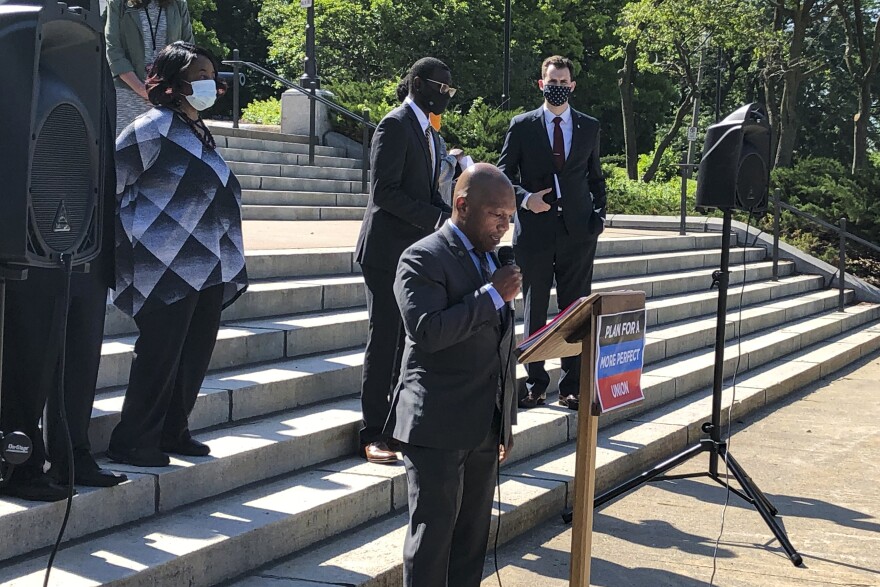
[494,300,516,587]
[44,254,76,587]
[493,247,517,587]
[708,209,755,586]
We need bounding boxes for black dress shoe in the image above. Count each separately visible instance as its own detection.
[107,446,170,467]
[518,392,546,409]
[52,457,128,488]
[0,472,72,502]
[559,394,579,411]
[161,437,210,457]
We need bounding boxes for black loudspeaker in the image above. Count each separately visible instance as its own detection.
[695,103,771,213]
[0,0,106,268]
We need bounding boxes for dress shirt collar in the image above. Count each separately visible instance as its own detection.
[448,220,477,253]
[405,96,431,135]
[543,103,572,126]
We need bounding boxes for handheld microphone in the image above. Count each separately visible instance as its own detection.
[497,246,516,311]
[497,246,515,266]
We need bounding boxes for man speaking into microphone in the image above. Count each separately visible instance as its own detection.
[387,163,520,587]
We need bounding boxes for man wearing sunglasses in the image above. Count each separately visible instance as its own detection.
[355,57,455,465]
[498,55,607,412]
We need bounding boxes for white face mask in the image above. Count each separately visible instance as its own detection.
[185,79,217,111]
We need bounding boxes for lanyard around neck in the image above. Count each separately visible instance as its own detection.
[143,4,163,52]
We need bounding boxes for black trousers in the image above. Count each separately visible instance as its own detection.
[359,264,405,446]
[109,286,223,452]
[516,218,600,398]
[0,266,107,477]
[401,419,500,587]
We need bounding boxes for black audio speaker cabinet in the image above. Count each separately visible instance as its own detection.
[695,103,771,213]
[0,0,106,268]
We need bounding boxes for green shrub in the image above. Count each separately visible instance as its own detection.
[324,84,522,164]
[605,167,699,216]
[241,97,282,125]
[440,98,524,164]
[324,80,400,141]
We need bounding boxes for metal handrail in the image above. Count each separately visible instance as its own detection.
[224,59,377,130]
[771,188,880,311]
[222,51,374,192]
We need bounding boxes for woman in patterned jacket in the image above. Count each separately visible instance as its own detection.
[108,42,248,467]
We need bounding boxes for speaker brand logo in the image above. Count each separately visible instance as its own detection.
[53,201,71,233]
[5,444,30,454]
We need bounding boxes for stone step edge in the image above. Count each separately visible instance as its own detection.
[3,311,876,573]
[102,253,793,338]
[229,321,880,587]
[94,283,848,393]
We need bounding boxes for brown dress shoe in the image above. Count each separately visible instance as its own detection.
[558,394,579,411]
[364,441,399,464]
[518,392,546,409]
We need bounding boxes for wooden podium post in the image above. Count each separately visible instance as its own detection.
[517,291,646,587]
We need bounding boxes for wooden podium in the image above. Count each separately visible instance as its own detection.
[517,291,646,587]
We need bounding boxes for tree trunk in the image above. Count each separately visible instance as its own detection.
[763,73,781,164]
[642,92,693,183]
[774,68,801,168]
[852,81,871,173]
[619,39,639,180]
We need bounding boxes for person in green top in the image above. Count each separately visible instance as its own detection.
[104,0,194,134]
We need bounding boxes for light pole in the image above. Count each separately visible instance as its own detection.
[502,0,511,110]
[301,0,320,88]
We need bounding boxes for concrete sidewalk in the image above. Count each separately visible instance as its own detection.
[241,220,671,250]
[481,352,880,586]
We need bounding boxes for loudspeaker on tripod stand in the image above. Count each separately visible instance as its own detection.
[695,102,771,213]
[0,0,107,268]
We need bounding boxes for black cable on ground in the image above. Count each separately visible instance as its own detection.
[43,254,75,587]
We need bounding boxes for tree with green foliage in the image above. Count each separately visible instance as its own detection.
[834,0,880,173]
[613,0,764,182]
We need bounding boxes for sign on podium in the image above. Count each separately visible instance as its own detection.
[517,291,646,587]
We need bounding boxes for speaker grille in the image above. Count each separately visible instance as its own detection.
[30,103,92,253]
[736,150,768,211]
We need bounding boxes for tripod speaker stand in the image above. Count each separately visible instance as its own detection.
[592,104,803,567]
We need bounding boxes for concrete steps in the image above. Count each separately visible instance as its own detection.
[3,292,872,566]
[229,162,365,182]
[2,226,879,586]
[241,204,367,221]
[210,126,368,222]
[219,147,363,169]
[241,189,369,207]
[3,312,878,586]
[101,233,738,337]
[227,322,880,587]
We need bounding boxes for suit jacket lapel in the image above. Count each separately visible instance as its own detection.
[428,127,440,189]
[565,110,584,172]
[532,108,556,171]
[442,224,486,292]
[405,106,434,179]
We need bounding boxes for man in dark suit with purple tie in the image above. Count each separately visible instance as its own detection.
[498,55,607,411]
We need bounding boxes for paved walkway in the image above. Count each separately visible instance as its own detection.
[242,220,669,250]
[480,352,880,586]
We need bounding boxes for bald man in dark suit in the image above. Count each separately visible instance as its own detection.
[388,164,520,587]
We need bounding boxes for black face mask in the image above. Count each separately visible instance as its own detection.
[543,84,571,107]
[420,82,451,115]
